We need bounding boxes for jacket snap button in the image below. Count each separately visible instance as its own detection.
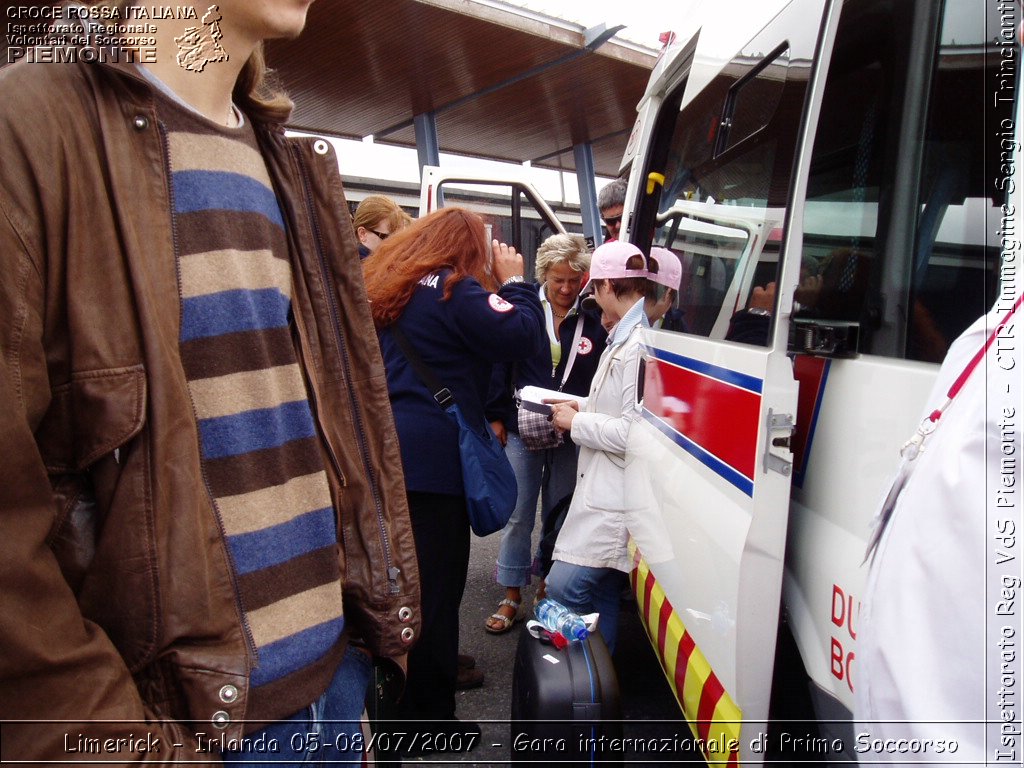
[132,115,149,131]
[212,710,230,729]
[400,627,415,642]
[398,606,413,622]
[313,139,329,155]
[219,685,238,703]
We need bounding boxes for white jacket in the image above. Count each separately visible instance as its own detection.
[855,292,1023,765]
[553,301,646,572]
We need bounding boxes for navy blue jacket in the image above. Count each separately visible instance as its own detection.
[725,309,771,345]
[486,289,608,431]
[658,307,688,333]
[379,271,544,496]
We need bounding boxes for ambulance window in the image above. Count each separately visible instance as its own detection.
[906,0,1009,361]
[639,40,809,344]
[716,43,790,157]
[798,0,1008,361]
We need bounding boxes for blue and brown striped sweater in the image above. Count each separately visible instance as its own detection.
[160,95,345,726]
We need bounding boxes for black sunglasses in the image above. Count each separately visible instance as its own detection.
[603,215,622,227]
[369,228,390,240]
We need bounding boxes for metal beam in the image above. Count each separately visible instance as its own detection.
[414,111,441,171]
[530,126,630,167]
[573,142,602,249]
[378,24,626,138]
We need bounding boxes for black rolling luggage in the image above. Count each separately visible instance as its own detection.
[510,624,623,766]
[364,660,403,768]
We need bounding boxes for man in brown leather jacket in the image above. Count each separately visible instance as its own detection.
[0,2,419,764]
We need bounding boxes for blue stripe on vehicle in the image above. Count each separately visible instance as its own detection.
[643,409,754,497]
[793,359,831,489]
[650,348,763,395]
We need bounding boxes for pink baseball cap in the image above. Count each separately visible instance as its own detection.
[649,247,682,291]
[579,241,650,308]
[580,241,648,292]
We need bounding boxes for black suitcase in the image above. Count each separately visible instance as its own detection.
[510,624,624,766]
[364,659,403,768]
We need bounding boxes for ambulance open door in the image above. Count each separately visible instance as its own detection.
[621,0,833,763]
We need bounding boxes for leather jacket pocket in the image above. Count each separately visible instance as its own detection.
[35,365,147,473]
[36,366,155,667]
[38,365,147,590]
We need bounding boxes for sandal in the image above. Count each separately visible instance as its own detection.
[532,579,547,609]
[484,598,521,634]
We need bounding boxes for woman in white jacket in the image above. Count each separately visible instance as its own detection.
[548,241,654,652]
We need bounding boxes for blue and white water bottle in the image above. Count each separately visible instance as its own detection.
[534,597,589,641]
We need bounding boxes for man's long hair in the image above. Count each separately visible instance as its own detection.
[362,207,498,328]
[89,0,293,124]
[231,44,292,125]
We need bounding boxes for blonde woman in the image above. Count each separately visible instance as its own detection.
[484,233,608,633]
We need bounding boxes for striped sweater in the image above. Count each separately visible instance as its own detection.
[160,96,345,726]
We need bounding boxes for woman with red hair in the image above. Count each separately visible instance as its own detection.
[363,207,544,745]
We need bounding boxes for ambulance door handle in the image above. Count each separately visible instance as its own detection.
[762,408,795,476]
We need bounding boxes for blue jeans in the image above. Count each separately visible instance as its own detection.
[221,644,372,767]
[545,561,628,654]
[496,432,578,587]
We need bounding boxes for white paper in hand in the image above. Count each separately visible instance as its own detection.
[519,385,586,410]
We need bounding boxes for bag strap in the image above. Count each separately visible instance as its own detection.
[556,313,586,391]
[513,312,586,405]
[390,324,454,411]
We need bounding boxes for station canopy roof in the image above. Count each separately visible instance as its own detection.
[267,0,659,177]
[1,0,658,177]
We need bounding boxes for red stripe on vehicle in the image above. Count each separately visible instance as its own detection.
[645,358,760,479]
[696,672,726,743]
[657,599,672,657]
[792,354,828,477]
[675,631,696,695]
[643,567,655,622]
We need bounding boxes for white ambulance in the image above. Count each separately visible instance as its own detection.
[421,0,1019,762]
[617,0,1018,763]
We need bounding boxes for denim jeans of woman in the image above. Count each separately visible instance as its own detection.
[220,644,372,767]
[545,561,628,653]
[496,432,578,587]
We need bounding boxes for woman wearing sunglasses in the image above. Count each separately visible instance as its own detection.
[354,194,411,258]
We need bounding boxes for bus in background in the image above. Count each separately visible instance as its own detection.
[342,171,579,280]
[418,166,571,278]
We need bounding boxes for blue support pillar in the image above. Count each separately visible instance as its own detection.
[414,111,441,173]
[414,111,442,207]
[574,142,602,248]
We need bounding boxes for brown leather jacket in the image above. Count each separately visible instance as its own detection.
[0,59,419,763]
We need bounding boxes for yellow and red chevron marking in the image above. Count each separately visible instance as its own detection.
[630,543,742,766]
